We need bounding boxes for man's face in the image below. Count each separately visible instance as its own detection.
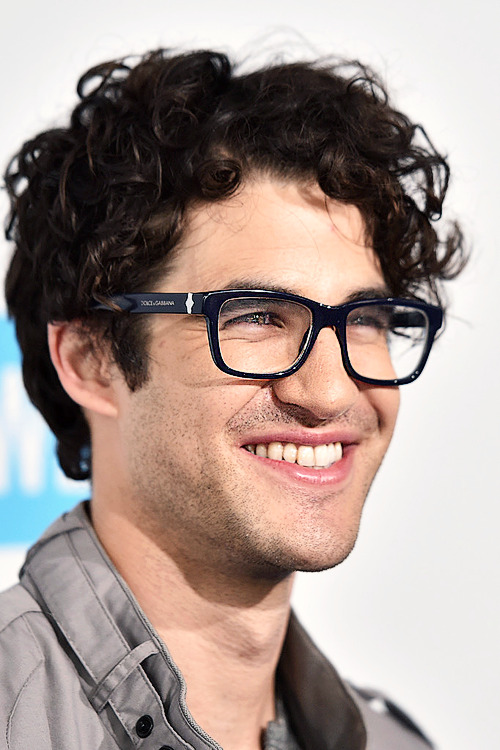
[109,180,399,579]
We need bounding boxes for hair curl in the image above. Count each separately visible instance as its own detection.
[4,48,465,480]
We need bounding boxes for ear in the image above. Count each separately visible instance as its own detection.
[47,322,119,418]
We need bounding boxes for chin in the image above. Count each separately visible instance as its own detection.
[291,545,357,574]
[257,532,360,578]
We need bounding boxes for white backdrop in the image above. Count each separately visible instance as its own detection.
[1,2,498,749]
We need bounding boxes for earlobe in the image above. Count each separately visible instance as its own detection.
[47,322,119,418]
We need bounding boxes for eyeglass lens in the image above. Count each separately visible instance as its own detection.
[218,297,429,381]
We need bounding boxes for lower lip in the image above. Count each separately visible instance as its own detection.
[239,444,356,487]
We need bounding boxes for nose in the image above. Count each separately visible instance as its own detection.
[270,327,360,421]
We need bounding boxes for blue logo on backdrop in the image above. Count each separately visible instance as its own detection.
[0,315,87,543]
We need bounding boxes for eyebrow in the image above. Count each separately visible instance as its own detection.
[219,278,392,304]
[342,286,393,303]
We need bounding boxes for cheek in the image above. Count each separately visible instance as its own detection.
[142,367,264,446]
[365,385,400,436]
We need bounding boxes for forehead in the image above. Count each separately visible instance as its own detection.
[163,180,385,301]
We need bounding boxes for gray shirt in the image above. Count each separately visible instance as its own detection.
[0,503,433,750]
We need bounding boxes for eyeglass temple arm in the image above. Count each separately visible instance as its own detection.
[91,293,205,314]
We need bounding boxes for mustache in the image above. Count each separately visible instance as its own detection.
[227,397,377,434]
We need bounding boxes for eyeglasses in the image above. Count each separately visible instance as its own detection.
[92,289,443,386]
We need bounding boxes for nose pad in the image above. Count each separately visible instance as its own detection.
[271,327,359,420]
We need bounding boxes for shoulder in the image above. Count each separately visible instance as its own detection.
[0,584,114,750]
[347,683,435,750]
[0,584,46,697]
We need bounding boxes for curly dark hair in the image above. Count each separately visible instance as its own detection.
[4,48,465,480]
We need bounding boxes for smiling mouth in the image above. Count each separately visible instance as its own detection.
[243,441,343,469]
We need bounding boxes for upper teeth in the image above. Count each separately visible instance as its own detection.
[244,441,343,469]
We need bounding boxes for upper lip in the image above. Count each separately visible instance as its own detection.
[238,429,363,447]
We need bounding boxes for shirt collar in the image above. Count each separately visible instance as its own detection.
[21,502,366,750]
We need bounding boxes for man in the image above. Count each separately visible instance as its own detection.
[0,49,464,749]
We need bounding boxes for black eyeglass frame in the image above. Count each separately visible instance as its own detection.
[92,290,443,386]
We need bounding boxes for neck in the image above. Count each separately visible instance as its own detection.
[91,501,295,750]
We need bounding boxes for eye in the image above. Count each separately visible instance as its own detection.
[218,297,313,346]
[348,311,391,330]
[219,298,291,329]
[346,305,428,351]
[223,310,283,328]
